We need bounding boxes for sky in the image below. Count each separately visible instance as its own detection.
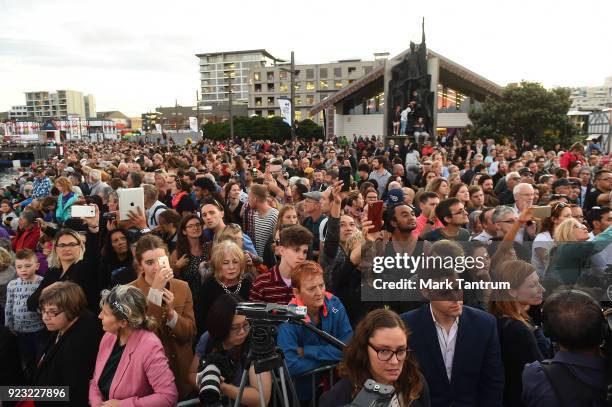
[1,0,611,116]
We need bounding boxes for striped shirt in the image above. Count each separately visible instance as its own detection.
[5,276,45,333]
[252,207,279,257]
[249,265,293,305]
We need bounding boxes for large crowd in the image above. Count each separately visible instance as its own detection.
[0,133,611,407]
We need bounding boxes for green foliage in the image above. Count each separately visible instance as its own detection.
[469,81,579,149]
[202,116,321,142]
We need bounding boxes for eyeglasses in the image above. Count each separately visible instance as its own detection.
[55,242,80,248]
[498,219,516,224]
[185,223,203,230]
[451,208,467,216]
[230,321,251,334]
[40,308,64,318]
[368,343,409,362]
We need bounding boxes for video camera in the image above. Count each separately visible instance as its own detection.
[235,302,307,323]
[343,379,396,407]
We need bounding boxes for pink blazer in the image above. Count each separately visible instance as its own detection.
[89,329,178,407]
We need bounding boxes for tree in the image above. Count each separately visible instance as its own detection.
[469,81,578,149]
[201,116,321,142]
[296,119,324,140]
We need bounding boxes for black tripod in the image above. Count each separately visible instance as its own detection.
[233,323,299,407]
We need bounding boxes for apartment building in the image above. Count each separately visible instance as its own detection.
[8,105,28,119]
[248,58,384,124]
[570,76,612,111]
[24,89,96,119]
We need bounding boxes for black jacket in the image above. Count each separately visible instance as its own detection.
[27,232,101,313]
[32,310,103,406]
[320,378,430,407]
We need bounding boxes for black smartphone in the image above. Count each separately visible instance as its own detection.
[260,158,267,173]
[339,166,351,191]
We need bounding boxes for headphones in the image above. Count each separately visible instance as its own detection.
[541,289,608,346]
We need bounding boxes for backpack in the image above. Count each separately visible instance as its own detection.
[149,204,168,227]
[541,361,607,407]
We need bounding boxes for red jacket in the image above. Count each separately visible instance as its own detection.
[11,224,40,252]
[559,151,582,170]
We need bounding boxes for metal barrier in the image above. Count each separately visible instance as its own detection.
[176,363,338,407]
[294,363,338,407]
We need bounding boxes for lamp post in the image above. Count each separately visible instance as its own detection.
[279,51,297,140]
[227,73,234,139]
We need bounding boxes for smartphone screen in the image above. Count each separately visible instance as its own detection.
[339,166,351,191]
[367,200,384,233]
[157,255,170,269]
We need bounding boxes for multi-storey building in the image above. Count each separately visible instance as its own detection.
[570,76,612,111]
[247,57,384,124]
[24,90,95,119]
[8,105,29,119]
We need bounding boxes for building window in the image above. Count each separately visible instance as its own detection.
[306,69,314,79]
[267,110,275,118]
[294,70,300,78]
[295,97,302,106]
[267,97,274,105]
[267,83,274,92]
[255,110,262,116]
[280,71,287,80]
[335,81,343,89]
[294,83,301,91]
[320,68,328,78]
[254,72,261,81]
[254,84,262,92]
[279,83,288,92]
[306,95,315,105]
[320,80,329,89]
[334,67,342,77]
[348,80,354,84]
[364,66,373,74]
[255,97,262,107]
[306,82,315,91]
[295,110,302,121]
[348,67,357,75]
[267,71,274,81]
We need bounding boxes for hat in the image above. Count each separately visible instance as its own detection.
[386,189,404,207]
[552,178,571,190]
[303,191,323,201]
[64,167,75,173]
[519,168,533,177]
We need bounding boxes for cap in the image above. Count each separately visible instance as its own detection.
[386,189,404,207]
[552,178,571,190]
[303,191,323,201]
[65,167,75,173]
[519,168,533,176]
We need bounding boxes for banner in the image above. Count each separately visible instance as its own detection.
[155,124,162,133]
[277,98,292,125]
[189,116,198,132]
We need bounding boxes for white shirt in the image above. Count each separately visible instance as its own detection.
[532,231,553,277]
[472,230,493,243]
[430,304,459,381]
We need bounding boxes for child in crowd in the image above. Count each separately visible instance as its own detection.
[4,249,46,379]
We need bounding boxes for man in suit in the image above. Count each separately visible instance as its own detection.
[401,269,504,407]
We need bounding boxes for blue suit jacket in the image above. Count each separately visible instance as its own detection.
[402,304,504,407]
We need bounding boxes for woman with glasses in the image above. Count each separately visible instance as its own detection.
[130,234,196,400]
[198,241,252,337]
[34,281,103,406]
[546,217,612,289]
[189,294,271,407]
[89,285,178,406]
[99,228,136,290]
[531,202,572,277]
[320,308,429,407]
[27,206,101,313]
[489,260,549,407]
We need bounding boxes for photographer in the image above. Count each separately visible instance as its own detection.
[320,309,430,407]
[522,290,609,407]
[190,293,271,407]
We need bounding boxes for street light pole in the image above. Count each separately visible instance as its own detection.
[228,73,234,139]
[290,51,295,140]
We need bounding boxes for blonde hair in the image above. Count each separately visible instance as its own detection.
[54,176,73,192]
[213,224,243,248]
[209,240,245,281]
[554,218,579,243]
[100,285,156,330]
[489,260,536,326]
[48,229,85,269]
[0,247,12,270]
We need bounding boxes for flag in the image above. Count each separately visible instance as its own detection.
[189,116,198,132]
[277,98,292,125]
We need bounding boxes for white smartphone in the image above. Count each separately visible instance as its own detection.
[118,187,145,221]
[158,255,170,269]
[71,205,96,218]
